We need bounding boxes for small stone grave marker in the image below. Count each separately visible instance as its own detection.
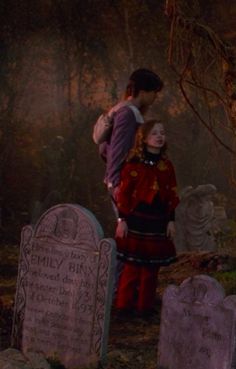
[11,204,116,369]
[157,275,236,369]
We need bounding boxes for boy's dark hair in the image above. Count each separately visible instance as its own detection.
[126,68,163,97]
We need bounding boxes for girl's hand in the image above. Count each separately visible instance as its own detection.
[167,221,176,240]
[115,220,128,238]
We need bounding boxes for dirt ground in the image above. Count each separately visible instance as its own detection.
[0,243,236,369]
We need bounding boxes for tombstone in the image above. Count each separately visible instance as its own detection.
[11,204,116,369]
[174,184,219,252]
[157,275,236,369]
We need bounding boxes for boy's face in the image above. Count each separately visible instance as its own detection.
[139,90,158,107]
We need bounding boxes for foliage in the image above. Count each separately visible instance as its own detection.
[46,356,66,369]
[165,0,236,188]
[210,270,236,295]
[215,218,236,249]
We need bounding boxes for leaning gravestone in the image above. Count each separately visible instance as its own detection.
[11,204,116,369]
[157,275,236,369]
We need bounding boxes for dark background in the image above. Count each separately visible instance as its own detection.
[0,0,235,241]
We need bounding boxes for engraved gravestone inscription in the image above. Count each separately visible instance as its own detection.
[12,204,116,369]
[157,275,236,369]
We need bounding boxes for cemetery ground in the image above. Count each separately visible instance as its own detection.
[1,237,236,369]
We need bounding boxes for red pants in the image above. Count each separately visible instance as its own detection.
[115,263,159,312]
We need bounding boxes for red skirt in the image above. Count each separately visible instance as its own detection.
[116,230,176,266]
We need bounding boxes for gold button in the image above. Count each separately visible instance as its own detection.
[130,170,138,177]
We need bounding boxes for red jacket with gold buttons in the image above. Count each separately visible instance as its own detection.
[116,157,179,217]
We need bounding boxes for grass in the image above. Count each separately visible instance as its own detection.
[210,270,236,295]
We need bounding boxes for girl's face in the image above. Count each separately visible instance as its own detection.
[144,123,166,153]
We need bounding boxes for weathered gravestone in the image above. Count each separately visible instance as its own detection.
[157,275,236,369]
[174,184,219,252]
[11,204,116,369]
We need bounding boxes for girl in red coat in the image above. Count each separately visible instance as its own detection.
[114,119,179,315]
